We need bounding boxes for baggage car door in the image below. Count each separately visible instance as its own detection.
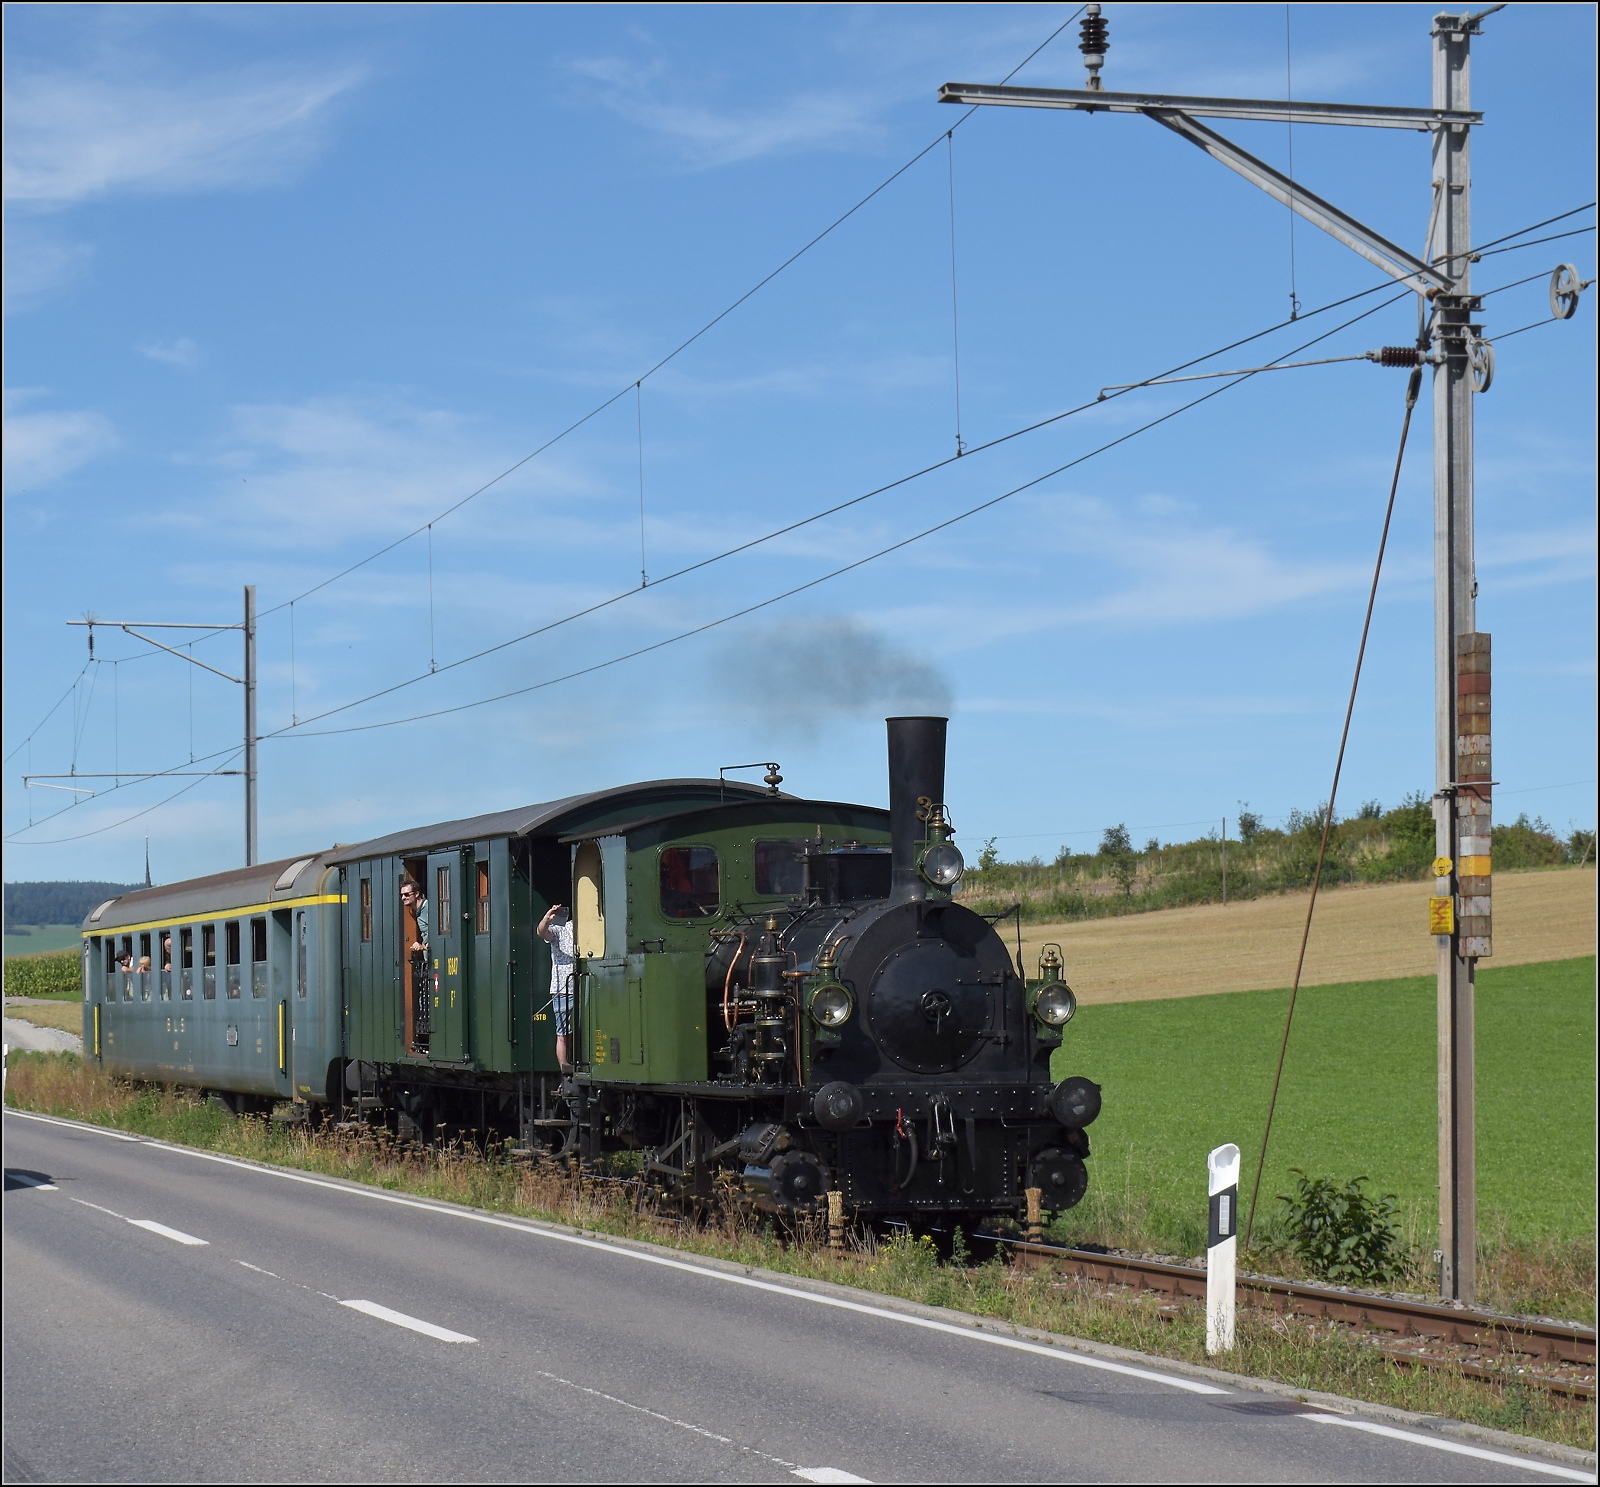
[428,849,469,1062]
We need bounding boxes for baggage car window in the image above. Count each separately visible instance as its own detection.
[755,840,808,897]
[436,867,451,930]
[475,860,490,935]
[660,847,719,918]
[360,878,372,942]
[250,916,267,999]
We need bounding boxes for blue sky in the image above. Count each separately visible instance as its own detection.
[4,3,1594,887]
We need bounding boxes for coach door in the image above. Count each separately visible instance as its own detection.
[428,849,469,1062]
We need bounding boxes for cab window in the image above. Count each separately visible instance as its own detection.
[660,847,719,918]
[755,840,808,897]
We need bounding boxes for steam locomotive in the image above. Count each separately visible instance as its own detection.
[80,717,1100,1226]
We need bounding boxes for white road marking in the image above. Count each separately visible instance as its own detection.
[5,1110,1226,1397]
[340,1299,476,1343]
[1303,1413,1597,1482]
[128,1219,208,1246]
[237,1261,281,1278]
[7,1173,57,1190]
[534,1368,870,1481]
[68,1196,128,1219]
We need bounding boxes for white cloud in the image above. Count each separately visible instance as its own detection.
[139,337,201,369]
[3,63,362,208]
[2,388,118,487]
[1,220,92,310]
[567,55,882,167]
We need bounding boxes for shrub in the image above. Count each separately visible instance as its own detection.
[3,949,81,998]
[1277,1170,1407,1286]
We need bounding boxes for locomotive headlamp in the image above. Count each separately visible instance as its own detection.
[1033,982,1077,1027]
[810,982,855,1028]
[919,842,965,887]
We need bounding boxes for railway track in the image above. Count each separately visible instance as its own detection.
[985,1237,1595,1402]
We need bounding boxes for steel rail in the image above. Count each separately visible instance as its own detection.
[982,1238,1594,1392]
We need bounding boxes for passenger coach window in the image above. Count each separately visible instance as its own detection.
[475,861,490,935]
[139,933,152,1001]
[296,912,308,998]
[181,928,195,1000]
[104,940,117,998]
[250,916,267,998]
[360,878,372,942]
[225,921,242,998]
[436,867,451,932]
[660,848,719,918]
[202,924,217,1000]
[755,841,808,897]
[159,932,172,1001]
[121,936,134,1001]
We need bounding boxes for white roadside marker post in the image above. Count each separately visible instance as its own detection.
[1206,1142,1240,1355]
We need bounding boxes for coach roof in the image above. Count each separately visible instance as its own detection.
[80,781,788,933]
[325,778,782,864]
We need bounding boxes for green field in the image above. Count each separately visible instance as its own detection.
[4,925,83,957]
[1050,956,1596,1251]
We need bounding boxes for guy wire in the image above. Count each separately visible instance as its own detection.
[1244,358,1426,1250]
[637,381,648,587]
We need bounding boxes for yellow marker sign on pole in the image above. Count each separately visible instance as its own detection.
[1431,856,1454,878]
[1429,896,1455,935]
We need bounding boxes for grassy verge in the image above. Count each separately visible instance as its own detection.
[5,999,85,1033]
[1048,956,1598,1300]
[6,1050,1592,1453]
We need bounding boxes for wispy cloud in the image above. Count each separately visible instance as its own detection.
[189,394,605,554]
[567,54,882,168]
[2,388,118,487]
[1,220,92,310]
[139,337,202,369]
[3,63,362,209]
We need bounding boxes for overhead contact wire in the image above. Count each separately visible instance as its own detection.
[279,290,1410,739]
[264,277,1412,739]
[259,9,1088,624]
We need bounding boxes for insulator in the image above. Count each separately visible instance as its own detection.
[1079,14,1109,55]
[1379,346,1421,367]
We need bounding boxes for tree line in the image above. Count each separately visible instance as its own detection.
[4,881,139,932]
[961,798,1595,923]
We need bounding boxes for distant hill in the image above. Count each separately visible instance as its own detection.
[4,881,140,931]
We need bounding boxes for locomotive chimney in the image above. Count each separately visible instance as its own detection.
[886,715,948,904]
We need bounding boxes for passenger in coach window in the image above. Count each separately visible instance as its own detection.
[161,935,173,972]
[401,877,429,956]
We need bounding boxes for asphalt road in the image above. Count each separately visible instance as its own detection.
[3,1109,1592,1485]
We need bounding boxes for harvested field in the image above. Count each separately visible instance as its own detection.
[1018,866,1594,1003]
